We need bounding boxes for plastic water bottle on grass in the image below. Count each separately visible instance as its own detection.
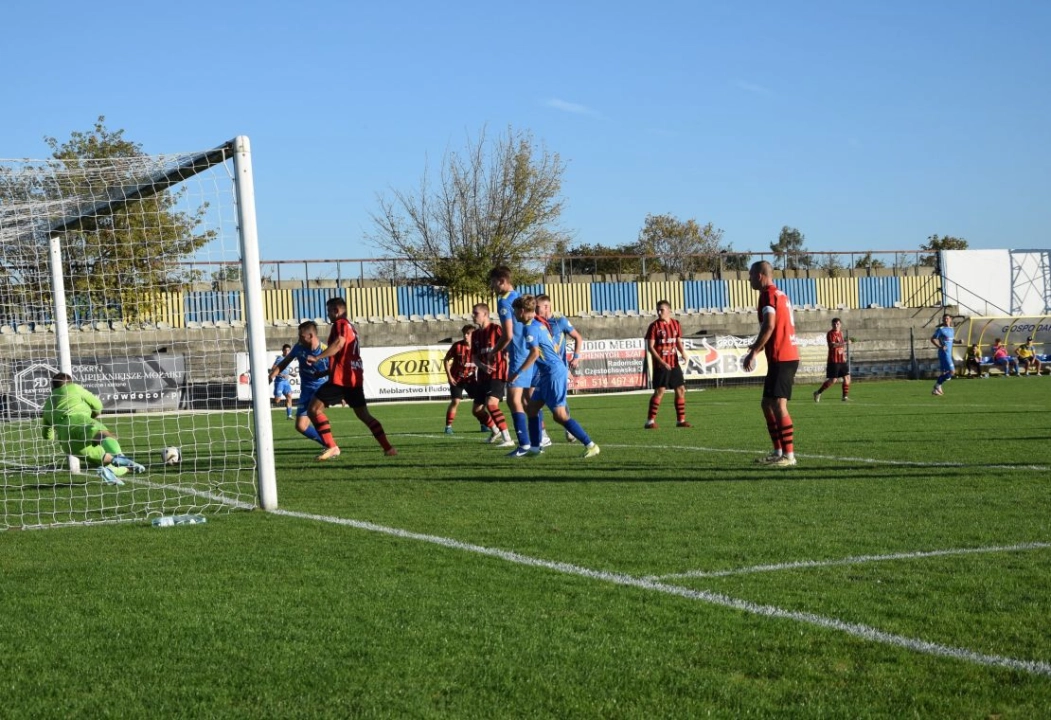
[151,514,207,528]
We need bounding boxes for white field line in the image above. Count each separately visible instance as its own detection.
[404,432,1051,472]
[103,466,1051,676]
[268,506,1051,677]
[598,441,1051,472]
[648,542,1051,581]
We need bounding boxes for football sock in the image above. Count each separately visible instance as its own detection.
[101,437,122,456]
[512,412,529,448]
[528,415,542,448]
[764,409,782,452]
[674,397,686,423]
[564,418,591,446]
[842,380,850,398]
[301,425,324,446]
[445,409,456,426]
[818,380,833,394]
[365,418,393,452]
[779,414,795,456]
[647,396,661,422]
[472,406,491,428]
[489,407,508,432]
[937,372,953,385]
[313,411,336,448]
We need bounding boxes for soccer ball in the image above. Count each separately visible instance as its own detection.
[161,446,182,466]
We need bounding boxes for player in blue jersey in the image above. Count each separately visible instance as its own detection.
[536,294,583,372]
[507,295,600,459]
[930,313,956,396]
[489,265,534,450]
[536,294,584,443]
[268,321,330,446]
[270,344,294,418]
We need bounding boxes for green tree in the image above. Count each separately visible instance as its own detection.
[0,116,215,322]
[543,241,644,276]
[368,126,570,295]
[919,234,968,267]
[636,213,737,276]
[770,226,813,270]
[854,252,886,269]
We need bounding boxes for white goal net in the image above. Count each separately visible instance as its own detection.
[0,137,275,530]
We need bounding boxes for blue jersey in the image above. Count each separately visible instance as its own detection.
[289,342,330,391]
[932,324,955,372]
[932,325,954,356]
[497,288,529,371]
[273,355,291,379]
[524,318,567,381]
[546,315,576,364]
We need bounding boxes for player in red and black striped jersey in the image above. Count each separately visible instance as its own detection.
[469,303,512,446]
[741,261,800,467]
[813,318,851,402]
[643,301,691,429]
[443,324,478,433]
[305,297,396,460]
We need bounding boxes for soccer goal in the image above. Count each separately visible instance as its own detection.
[0,137,276,530]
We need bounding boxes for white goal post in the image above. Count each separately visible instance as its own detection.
[0,136,276,529]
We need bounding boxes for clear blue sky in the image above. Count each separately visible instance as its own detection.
[5,0,1049,261]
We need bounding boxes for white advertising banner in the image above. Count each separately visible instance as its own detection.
[235,346,452,402]
[679,332,829,381]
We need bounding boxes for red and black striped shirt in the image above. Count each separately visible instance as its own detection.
[645,318,683,367]
[472,322,507,381]
[444,340,476,383]
[327,317,363,388]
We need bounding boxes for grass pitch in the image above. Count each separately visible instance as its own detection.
[2,377,1050,718]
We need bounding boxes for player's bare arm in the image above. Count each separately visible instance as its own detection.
[268,355,293,380]
[307,334,345,365]
[647,338,668,369]
[493,318,513,355]
[568,328,584,369]
[509,346,540,384]
[743,312,776,372]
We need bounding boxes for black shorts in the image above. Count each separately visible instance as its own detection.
[448,383,468,401]
[652,364,685,390]
[825,362,850,379]
[763,360,799,400]
[314,382,367,409]
[472,378,505,405]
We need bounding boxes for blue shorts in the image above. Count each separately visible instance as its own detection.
[296,384,322,417]
[273,378,292,398]
[509,363,535,390]
[531,369,568,410]
[937,350,954,373]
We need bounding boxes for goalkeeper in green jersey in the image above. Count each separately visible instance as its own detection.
[41,373,146,485]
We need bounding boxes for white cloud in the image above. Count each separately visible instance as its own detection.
[545,98,603,118]
[736,80,773,96]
